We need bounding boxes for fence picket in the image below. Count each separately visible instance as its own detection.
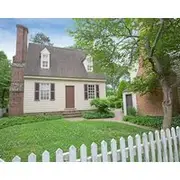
[101,140,108,162]
[161,129,168,162]
[155,130,162,162]
[42,150,50,162]
[135,134,142,162]
[111,139,117,162]
[166,128,173,162]
[128,136,134,162]
[148,132,156,162]
[171,127,179,162]
[12,156,21,162]
[28,153,36,162]
[142,133,149,162]
[120,137,126,162]
[91,142,98,162]
[69,145,77,162]
[56,148,63,162]
[176,126,180,156]
[0,158,4,162]
[80,144,87,162]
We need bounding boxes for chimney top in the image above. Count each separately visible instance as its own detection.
[16,24,28,33]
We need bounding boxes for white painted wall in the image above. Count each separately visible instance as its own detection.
[24,78,106,113]
[123,92,137,116]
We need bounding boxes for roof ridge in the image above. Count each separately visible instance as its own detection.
[28,43,83,52]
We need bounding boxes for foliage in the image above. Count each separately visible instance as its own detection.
[127,107,137,116]
[107,96,122,108]
[0,51,11,108]
[106,86,115,97]
[30,32,53,46]
[117,80,130,98]
[123,115,180,129]
[83,111,115,119]
[0,119,149,161]
[0,115,63,130]
[90,98,110,113]
[115,99,123,108]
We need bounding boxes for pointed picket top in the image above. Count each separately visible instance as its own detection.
[101,140,108,162]
[171,127,179,162]
[80,144,87,162]
[148,131,156,162]
[166,128,173,162]
[111,139,117,162]
[69,145,77,162]
[91,142,98,162]
[28,153,36,162]
[12,156,21,162]
[135,134,142,162]
[160,129,168,162]
[56,148,63,162]
[155,130,162,162]
[142,133,149,162]
[128,136,134,162]
[120,137,126,162]
[0,158,5,162]
[42,150,50,162]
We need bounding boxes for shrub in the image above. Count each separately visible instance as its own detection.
[123,115,180,129]
[127,107,137,116]
[115,99,123,108]
[0,115,63,130]
[117,80,130,98]
[90,98,110,113]
[107,96,117,108]
[83,111,115,119]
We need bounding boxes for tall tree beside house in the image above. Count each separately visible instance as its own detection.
[69,18,180,129]
[30,32,54,46]
[0,51,11,109]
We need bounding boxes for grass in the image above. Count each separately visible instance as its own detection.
[0,118,151,162]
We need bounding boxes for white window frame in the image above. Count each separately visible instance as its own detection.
[87,64,93,72]
[40,83,50,100]
[40,48,50,69]
[87,84,95,99]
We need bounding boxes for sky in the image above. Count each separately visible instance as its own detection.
[0,18,75,59]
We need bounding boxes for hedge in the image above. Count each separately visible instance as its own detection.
[83,111,115,119]
[123,115,180,129]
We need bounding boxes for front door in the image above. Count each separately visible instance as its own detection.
[65,86,75,109]
[126,94,133,111]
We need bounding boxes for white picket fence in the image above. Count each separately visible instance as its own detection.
[0,126,180,162]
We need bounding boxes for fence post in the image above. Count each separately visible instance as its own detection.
[166,128,173,162]
[111,139,117,162]
[42,150,50,162]
[155,130,162,162]
[12,156,21,162]
[161,129,168,162]
[101,140,108,162]
[69,145,77,162]
[120,137,126,162]
[128,136,134,162]
[91,142,98,162]
[56,148,63,162]
[142,133,149,162]
[135,134,142,162]
[148,131,156,162]
[28,153,36,162]
[171,127,179,162]
[80,144,87,162]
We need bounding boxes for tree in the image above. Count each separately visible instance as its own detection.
[0,51,11,109]
[30,32,53,46]
[69,18,180,129]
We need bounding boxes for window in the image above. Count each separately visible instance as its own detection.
[40,83,50,100]
[41,54,49,69]
[87,65,93,72]
[84,84,100,100]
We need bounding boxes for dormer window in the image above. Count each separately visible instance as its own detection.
[40,48,50,69]
[87,65,93,71]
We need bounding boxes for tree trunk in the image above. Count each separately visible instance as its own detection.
[161,80,173,129]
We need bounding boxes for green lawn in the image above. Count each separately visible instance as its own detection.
[0,118,151,161]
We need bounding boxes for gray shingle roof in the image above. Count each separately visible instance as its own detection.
[24,43,105,80]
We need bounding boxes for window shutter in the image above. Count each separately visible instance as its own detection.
[50,83,55,100]
[96,84,99,98]
[35,83,39,101]
[84,84,88,100]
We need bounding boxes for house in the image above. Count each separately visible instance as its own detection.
[9,24,106,116]
[123,58,180,116]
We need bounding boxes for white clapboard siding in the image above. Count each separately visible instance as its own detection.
[166,128,173,162]
[135,134,142,162]
[28,153,36,162]
[111,139,117,162]
[42,150,50,162]
[101,140,108,162]
[91,142,98,162]
[12,156,21,162]
[69,145,77,162]
[148,131,156,162]
[56,148,63,162]
[80,144,87,162]
[128,136,134,162]
[171,127,179,162]
[142,133,150,162]
[155,130,162,162]
[120,137,126,162]
[161,129,168,162]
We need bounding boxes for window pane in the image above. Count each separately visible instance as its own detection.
[40,83,50,100]
[88,85,95,99]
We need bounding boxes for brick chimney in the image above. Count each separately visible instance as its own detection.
[9,25,28,116]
